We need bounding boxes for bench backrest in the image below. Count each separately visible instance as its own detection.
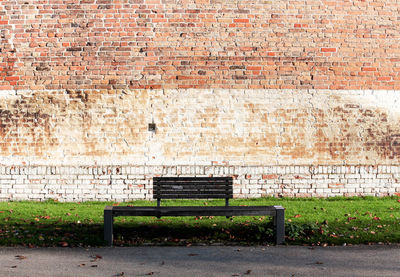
[153,177,233,206]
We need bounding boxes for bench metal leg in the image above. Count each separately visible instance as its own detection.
[274,206,285,245]
[104,207,114,246]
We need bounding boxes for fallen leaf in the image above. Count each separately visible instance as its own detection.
[91,265,98,268]
[64,233,74,238]
[373,216,380,221]
[321,242,328,247]
[59,241,68,247]
[294,214,301,218]
[245,270,252,274]
[15,255,27,260]
[11,265,17,268]
[347,217,357,222]
[79,264,86,267]
[370,231,376,234]
[90,255,102,262]
[146,272,154,275]
[188,253,198,256]
[232,274,240,276]
[0,211,3,213]
[315,261,324,264]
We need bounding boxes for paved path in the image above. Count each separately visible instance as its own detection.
[0,245,399,277]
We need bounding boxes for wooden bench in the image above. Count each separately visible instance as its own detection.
[104,177,285,245]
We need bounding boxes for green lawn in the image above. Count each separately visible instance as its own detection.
[0,197,399,247]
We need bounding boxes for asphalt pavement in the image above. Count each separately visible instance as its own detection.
[0,245,399,277]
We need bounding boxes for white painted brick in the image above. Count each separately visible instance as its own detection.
[0,164,400,201]
[377,174,392,179]
[0,184,12,189]
[0,180,15,184]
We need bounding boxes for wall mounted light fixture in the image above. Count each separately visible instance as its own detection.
[148,123,156,132]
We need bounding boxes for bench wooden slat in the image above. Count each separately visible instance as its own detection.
[153,194,232,199]
[153,185,232,191]
[154,190,233,193]
[156,183,230,187]
[154,177,231,181]
[156,183,231,187]
[157,178,230,181]
[155,189,231,193]
[154,176,233,200]
[110,206,279,217]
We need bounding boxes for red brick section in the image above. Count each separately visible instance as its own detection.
[1,0,400,90]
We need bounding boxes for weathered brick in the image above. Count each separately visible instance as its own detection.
[0,1,399,201]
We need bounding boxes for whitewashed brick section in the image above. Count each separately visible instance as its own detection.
[0,165,400,201]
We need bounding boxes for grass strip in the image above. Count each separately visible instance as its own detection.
[0,196,399,247]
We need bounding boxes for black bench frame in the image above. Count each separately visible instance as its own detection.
[104,177,285,245]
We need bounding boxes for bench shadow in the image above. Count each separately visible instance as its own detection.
[0,217,276,247]
[112,219,276,245]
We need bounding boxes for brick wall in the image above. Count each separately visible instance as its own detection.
[1,0,400,90]
[1,165,399,201]
[1,0,400,201]
[0,89,399,165]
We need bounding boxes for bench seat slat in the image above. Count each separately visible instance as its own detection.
[154,177,231,181]
[155,188,232,192]
[156,181,230,184]
[154,177,233,200]
[153,194,232,199]
[156,183,231,187]
[154,192,232,196]
[154,189,232,195]
[110,206,279,217]
[153,185,232,191]
[155,188,230,192]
